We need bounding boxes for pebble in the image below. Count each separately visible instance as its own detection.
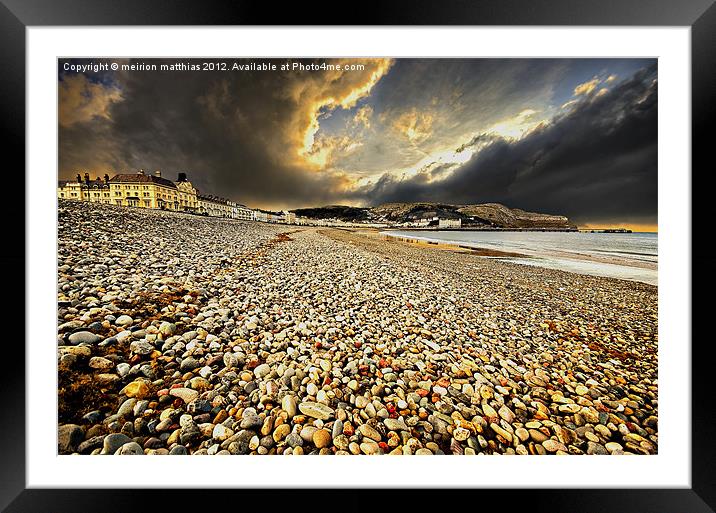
[286,433,303,448]
[116,442,143,455]
[68,331,101,345]
[212,424,233,441]
[282,395,297,418]
[169,388,199,404]
[453,427,470,442]
[115,315,133,326]
[515,427,529,442]
[355,396,370,409]
[587,441,609,455]
[312,429,332,449]
[130,340,154,356]
[358,424,382,442]
[273,424,291,443]
[122,381,150,399]
[180,357,200,372]
[101,433,132,455]
[254,364,271,379]
[542,439,567,453]
[384,418,408,432]
[360,441,381,455]
[58,424,84,453]
[300,425,318,443]
[298,402,334,420]
[605,442,623,453]
[88,356,113,370]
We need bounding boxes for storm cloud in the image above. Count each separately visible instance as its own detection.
[353,64,657,226]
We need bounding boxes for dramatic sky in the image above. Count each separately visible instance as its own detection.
[58,58,657,229]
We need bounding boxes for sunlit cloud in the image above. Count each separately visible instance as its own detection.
[292,59,394,169]
[487,108,545,139]
[391,108,435,144]
[574,77,600,96]
[352,105,374,129]
[304,134,364,168]
[59,75,123,127]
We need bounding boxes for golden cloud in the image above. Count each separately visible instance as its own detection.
[391,108,435,144]
[303,134,364,168]
[488,109,544,139]
[59,75,123,127]
[574,77,600,96]
[281,58,394,170]
[352,105,374,129]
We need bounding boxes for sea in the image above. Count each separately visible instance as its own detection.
[383,230,658,286]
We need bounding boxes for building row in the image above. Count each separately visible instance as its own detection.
[58,170,259,222]
[58,170,391,227]
[398,216,462,229]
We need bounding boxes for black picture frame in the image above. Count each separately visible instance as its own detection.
[2,1,713,511]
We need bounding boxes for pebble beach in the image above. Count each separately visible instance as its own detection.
[57,200,658,456]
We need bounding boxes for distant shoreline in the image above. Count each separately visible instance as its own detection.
[377,227,655,233]
[379,226,578,233]
[378,228,657,286]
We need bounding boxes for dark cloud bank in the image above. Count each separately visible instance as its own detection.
[354,65,657,225]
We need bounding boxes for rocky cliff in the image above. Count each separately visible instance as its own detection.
[457,203,575,229]
[292,202,576,230]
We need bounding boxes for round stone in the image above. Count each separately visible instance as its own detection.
[115,315,133,326]
[312,429,332,449]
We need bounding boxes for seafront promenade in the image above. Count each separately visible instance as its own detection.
[57,200,658,455]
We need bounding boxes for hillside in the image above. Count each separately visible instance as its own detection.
[291,205,370,221]
[369,202,576,229]
[290,202,576,229]
[457,203,574,229]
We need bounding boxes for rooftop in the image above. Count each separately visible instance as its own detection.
[198,194,231,204]
[110,173,177,189]
[59,179,109,189]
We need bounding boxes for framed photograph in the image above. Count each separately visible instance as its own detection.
[3,0,713,511]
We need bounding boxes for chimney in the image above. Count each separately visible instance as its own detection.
[104,173,110,183]
[84,172,90,185]
[177,172,187,182]
[76,173,82,184]
[154,170,161,177]
[138,169,145,175]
